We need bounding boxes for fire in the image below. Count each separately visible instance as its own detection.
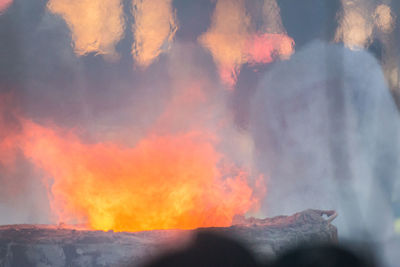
[1,1,270,232]
[0,76,263,232]
[19,120,260,232]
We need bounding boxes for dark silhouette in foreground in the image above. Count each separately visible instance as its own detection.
[272,244,376,267]
[141,231,260,267]
[141,231,376,267]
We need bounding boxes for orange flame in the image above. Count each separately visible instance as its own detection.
[1,0,268,231]
[0,79,264,232]
[19,120,261,232]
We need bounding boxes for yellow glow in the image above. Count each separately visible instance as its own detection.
[47,0,124,58]
[132,0,178,67]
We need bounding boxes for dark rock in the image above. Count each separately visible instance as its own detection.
[0,209,337,267]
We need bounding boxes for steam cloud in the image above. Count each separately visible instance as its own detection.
[0,0,12,13]
[250,39,400,250]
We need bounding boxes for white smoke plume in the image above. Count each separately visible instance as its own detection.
[249,39,400,264]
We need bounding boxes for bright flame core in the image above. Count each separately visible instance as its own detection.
[21,121,260,232]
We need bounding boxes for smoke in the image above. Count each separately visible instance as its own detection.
[249,40,400,243]
[0,0,12,13]
[0,0,167,224]
[0,0,270,229]
[0,3,399,262]
[0,94,51,224]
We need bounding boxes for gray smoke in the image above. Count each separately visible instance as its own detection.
[249,39,400,253]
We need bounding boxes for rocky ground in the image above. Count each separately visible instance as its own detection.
[0,209,337,267]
